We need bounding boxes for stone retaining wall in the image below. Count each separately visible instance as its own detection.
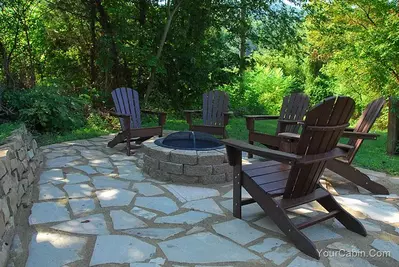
[0,125,43,267]
[142,139,233,184]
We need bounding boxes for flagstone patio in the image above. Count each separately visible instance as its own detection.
[7,134,399,267]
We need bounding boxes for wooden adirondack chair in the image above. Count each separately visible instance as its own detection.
[326,97,388,194]
[184,90,232,138]
[246,93,309,158]
[107,88,166,156]
[222,96,366,259]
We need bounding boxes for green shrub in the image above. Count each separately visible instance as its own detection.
[4,87,88,132]
[221,65,297,115]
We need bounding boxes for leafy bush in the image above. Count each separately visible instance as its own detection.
[221,65,298,115]
[4,87,88,132]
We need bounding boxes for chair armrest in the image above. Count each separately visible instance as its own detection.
[109,111,130,118]
[298,148,349,165]
[184,110,202,113]
[345,127,355,132]
[245,115,280,120]
[141,110,166,126]
[223,111,233,126]
[278,132,300,140]
[278,120,304,125]
[341,131,379,140]
[221,139,301,165]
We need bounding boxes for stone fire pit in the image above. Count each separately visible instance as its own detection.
[142,133,233,184]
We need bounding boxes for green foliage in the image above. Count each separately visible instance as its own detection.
[3,87,88,132]
[221,64,297,115]
[0,122,21,144]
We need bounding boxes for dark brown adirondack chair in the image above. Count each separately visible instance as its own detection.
[222,96,366,259]
[246,93,309,158]
[326,97,388,194]
[107,88,166,156]
[184,90,232,138]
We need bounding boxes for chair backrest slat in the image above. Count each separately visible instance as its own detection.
[346,97,385,163]
[202,90,229,126]
[111,88,142,130]
[277,93,310,134]
[283,96,355,199]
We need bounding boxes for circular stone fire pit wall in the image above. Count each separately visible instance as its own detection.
[142,139,233,184]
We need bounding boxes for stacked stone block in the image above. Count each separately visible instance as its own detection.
[142,140,233,184]
[0,125,43,266]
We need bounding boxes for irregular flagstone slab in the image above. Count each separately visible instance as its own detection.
[89,158,114,169]
[117,165,146,181]
[374,194,399,199]
[51,214,109,235]
[46,156,82,168]
[45,152,65,159]
[254,216,341,241]
[287,256,324,267]
[220,199,264,221]
[130,263,161,267]
[333,218,381,232]
[110,154,135,161]
[39,169,64,185]
[81,149,107,160]
[326,242,360,252]
[90,235,156,265]
[335,194,399,223]
[187,226,205,235]
[39,184,66,200]
[150,258,166,265]
[212,219,265,245]
[97,189,136,207]
[263,246,299,265]
[159,232,260,263]
[65,173,90,184]
[162,184,220,203]
[135,196,178,215]
[133,183,164,196]
[69,198,95,215]
[249,238,287,253]
[182,198,224,216]
[73,165,98,175]
[29,202,70,225]
[130,207,158,220]
[92,176,130,190]
[371,239,399,262]
[96,167,115,175]
[329,257,375,267]
[110,210,147,230]
[123,227,185,240]
[119,172,146,181]
[222,188,251,199]
[301,224,342,242]
[26,232,87,267]
[64,183,94,198]
[155,211,211,225]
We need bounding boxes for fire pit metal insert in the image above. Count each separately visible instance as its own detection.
[155,131,224,151]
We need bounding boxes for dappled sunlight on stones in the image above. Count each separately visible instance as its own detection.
[96,189,135,207]
[220,199,264,221]
[130,207,157,220]
[26,232,87,267]
[335,195,399,223]
[64,173,90,184]
[90,235,156,265]
[29,202,70,225]
[110,210,147,230]
[39,169,64,185]
[39,184,66,200]
[135,196,178,215]
[63,183,94,198]
[51,214,109,235]
[73,165,97,175]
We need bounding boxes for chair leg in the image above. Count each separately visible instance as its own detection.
[107,132,125,148]
[327,159,389,195]
[317,193,367,237]
[126,130,131,156]
[257,195,320,259]
[233,174,242,219]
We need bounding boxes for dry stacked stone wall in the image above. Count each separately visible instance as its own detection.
[0,125,42,266]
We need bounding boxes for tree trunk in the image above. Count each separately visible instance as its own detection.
[89,0,97,85]
[238,0,247,95]
[144,0,182,104]
[137,0,148,94]
[387,97,399,155]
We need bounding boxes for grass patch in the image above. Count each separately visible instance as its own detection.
[0,122,21,144]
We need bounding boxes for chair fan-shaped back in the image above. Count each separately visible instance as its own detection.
[111,88,141,130]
